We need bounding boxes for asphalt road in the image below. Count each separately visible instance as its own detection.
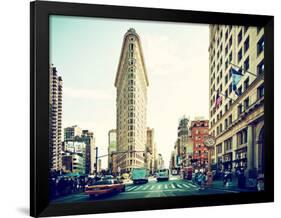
[52,176,238,204]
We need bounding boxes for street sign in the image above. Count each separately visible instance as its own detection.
[203,135,216,147]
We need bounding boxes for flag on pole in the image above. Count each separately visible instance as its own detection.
[215,91,222,108]
[231,67,243,96]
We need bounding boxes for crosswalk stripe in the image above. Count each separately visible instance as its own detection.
[150,185,155,190]
[134,186,143,191]
[189,183,196,188]
[126,186,137,191]
[142,185,149,190]
[171,184,175,189]
[165,184,168,189]
[176,184,183,188]
[182,184,190,188]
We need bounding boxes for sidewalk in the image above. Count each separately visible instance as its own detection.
[205,179,257,192]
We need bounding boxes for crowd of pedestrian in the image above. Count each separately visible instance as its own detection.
[49,175,88,199]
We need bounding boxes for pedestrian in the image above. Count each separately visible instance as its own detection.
[201,173,206,190]
[197,172,202,190]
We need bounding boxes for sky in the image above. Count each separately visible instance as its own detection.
[50,15,210,169]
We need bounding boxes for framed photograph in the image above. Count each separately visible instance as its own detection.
[30,1,274,217]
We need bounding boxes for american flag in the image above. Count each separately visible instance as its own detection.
[215,91,222,108]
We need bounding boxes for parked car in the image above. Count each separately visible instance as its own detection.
[85,179,125,197]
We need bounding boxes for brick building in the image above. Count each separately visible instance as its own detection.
[190,119,209,170]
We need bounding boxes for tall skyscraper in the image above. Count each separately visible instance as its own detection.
[209,25,264,179]
[49,65,63,171]
[115,28,149,173]
[81,130,96,175]
[108,129,117,172]
[146,128,157,174]
[177,117,189,161]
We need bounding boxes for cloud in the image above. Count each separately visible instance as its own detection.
[64,87,114,100]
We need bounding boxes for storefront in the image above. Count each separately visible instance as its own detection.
[234,147,247,171]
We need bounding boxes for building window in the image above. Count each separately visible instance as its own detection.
[224,137,232,151]
[229,51,232,63]
[225,30,229,41]
[244,77,249,90]
[225,75,228,84]
[244,97,250,109]
[238,29,243,44]
[229,99,232,107]
[237,129,247,145]
[244,36,250,53]
[229,83,232,93]
[257,85,265,99]
[224,118,228,129]
[225,89,228,98]
[257,59,265,76]
[229,36,233,47]
[129,43,134,51]
[229,114,232,125]
[257,36,264,56]
[225,104,228,112]
[244,57,250,71]
[217,144,222,154]
[237,86,242,96]
[238,104,243,115]
[238,48,243,62]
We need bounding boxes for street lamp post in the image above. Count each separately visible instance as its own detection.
[203,135,216,186]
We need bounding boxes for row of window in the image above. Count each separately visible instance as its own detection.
[215,129,246,155]
[210,33,264,89]
[210,84,264,136]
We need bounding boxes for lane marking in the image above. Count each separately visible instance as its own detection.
[150,185,155,190]
[207,188,239,193]
[157,185,162,189]
[165,184,168,189]
[171,184,176,189]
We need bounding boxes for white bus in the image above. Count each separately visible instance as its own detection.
[156,169,169,181]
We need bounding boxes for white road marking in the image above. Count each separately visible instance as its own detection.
[182,184,190,188]
[189,183,197,188]
[176,184,183,188]
[171,184,176,189]
[157,185,162,189]
[133,186,143,191]
[164,184,168,189]
[170,177,180,181]
[126,186,138,191]
[150,185,155,190]
[142,185,150,190]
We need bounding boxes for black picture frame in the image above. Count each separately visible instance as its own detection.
[30,1,274,217]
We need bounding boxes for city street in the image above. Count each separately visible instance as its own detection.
[52,176,239,204]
